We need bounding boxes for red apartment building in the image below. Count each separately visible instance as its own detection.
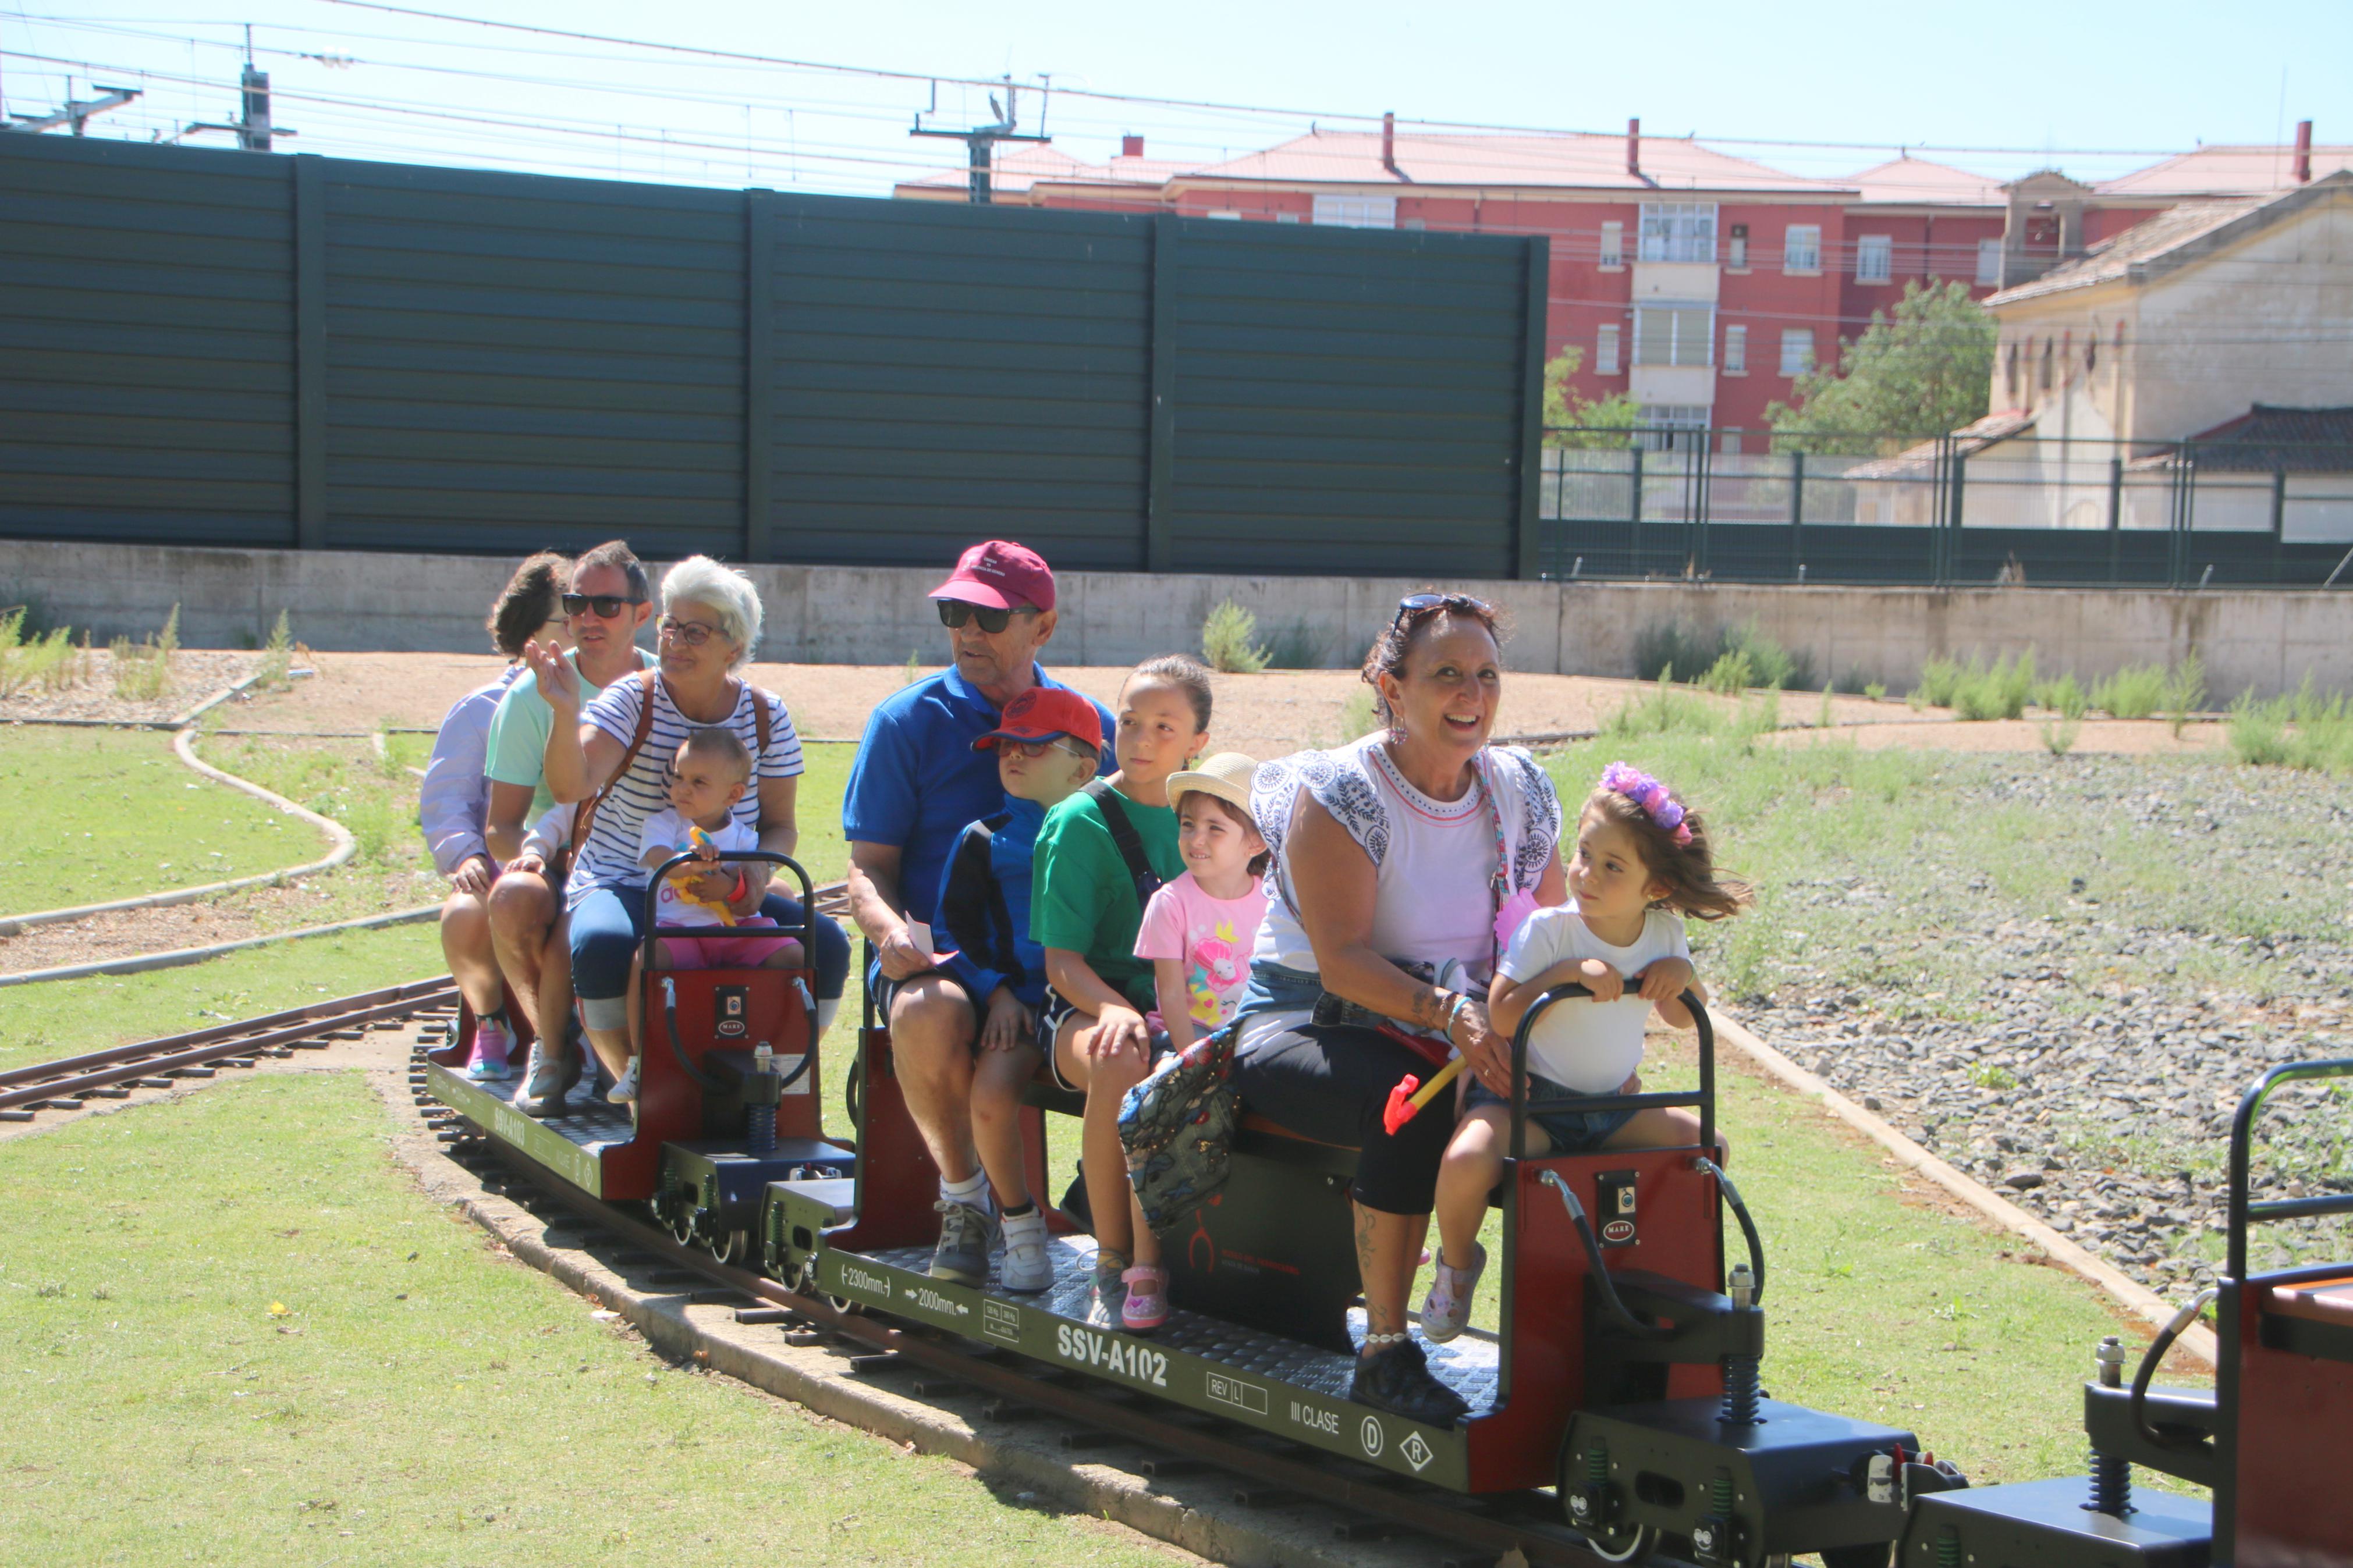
[898,123,2350,448]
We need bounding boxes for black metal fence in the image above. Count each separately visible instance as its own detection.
[1539,429,2353,588]
[0,134,1548,578]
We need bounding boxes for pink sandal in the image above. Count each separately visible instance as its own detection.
[1120,1265,1169,1334]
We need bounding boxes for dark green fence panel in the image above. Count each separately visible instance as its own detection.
[0,137,296,547]
[321,159,747,558]
[0,134,1542,575]
[1166,220,1536,577]
[762,197,1153,571]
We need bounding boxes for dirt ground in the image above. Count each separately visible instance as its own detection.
[229,650,1930,755]
[1766,716,2227,757]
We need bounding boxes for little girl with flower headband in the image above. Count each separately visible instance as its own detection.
[1421,760,1752,1341]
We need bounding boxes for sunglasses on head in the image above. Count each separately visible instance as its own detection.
[562,592,644,618]
[1390,592,1495,632]
[938,600,1038,635]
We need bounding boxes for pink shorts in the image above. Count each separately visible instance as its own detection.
[656,916,801,971]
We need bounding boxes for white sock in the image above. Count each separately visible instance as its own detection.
[940,1171,991,1211]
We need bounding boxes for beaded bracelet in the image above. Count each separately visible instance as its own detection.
[1362,1331,1410,1348]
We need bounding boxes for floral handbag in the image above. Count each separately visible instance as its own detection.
[1118,1022,1242,1233]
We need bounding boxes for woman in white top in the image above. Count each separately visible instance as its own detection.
[526,555,849,1092]
[1236,593,1564,1425]
[421,551,569,1080]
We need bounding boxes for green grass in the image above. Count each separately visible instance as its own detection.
[0,1073,1188,1566]
[195,734,433,877]
[2227,678,2353,774]
[1541,735,2345,1013]
[0,730,325,915]
[0,922,443,1073]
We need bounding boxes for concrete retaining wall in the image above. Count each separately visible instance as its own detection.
[5,539,2347,699]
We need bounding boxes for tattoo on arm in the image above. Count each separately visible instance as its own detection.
[1408,985,1447,1032]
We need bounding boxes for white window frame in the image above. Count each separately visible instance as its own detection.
[1727,233,1748,270]
[1975,238,2001,286]
[1598,221,1624,269]
[1311,194,1396,229]
[1779,329,1815,378]
[1638,202,1717,264]
[1723,323,1747,375]
[1633,303,1715,368]
[1595,322,1621,376]
[1783,225,1821,273]
[1855,234,1892,285]
[1204,209,1243,221]
[1634,404,1712,450]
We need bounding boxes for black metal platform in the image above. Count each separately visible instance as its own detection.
[869,1235,1504,1414]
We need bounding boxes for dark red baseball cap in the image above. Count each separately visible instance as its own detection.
[929,539,1056,613]
[974,687,1103,755]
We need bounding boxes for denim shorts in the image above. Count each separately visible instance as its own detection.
[1465,1073,1637,1155]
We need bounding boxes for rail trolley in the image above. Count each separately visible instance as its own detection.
[422,851,2353,1566]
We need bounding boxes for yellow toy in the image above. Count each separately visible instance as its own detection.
[670,825,738,926]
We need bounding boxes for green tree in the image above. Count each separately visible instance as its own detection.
[1541,345,1641,449]
[1766,280,1996,453]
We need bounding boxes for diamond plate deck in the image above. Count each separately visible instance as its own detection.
[457,1068,636,1151]
[869,1235,1503,1414]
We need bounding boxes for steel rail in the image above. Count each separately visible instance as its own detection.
[446,1114,1614,1567]
[1,976,457,1111]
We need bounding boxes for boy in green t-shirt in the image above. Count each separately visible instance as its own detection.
[1031,655,1212,1334]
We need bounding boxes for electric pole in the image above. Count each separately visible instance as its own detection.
[910,76,1047,205]
[175,26,291,151]
[3,83,141,135]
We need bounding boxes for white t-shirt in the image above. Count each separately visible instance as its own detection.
[1251,735,1561,983]
[639,806,759,929]
[1495,905,1691,1094]
[519,803,573,863]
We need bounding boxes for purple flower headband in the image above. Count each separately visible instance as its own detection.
[1600,760,1694,846]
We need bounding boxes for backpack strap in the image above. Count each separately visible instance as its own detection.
[1084,778,1164,907]
[977,817,1023,984]
[569,667,659,854]
[939,815,1022,986]
[748,681,773,763]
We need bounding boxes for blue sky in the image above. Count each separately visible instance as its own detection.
[6,0,2348,194]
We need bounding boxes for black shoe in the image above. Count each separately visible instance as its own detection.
[1350,1339,1470,1425]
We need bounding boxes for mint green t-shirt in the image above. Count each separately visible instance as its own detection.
[482,648,656,818]
[1030,785,1184,1008]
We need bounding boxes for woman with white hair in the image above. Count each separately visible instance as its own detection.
[527,554,850,1100]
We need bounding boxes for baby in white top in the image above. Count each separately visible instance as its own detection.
[1421,762,1752,1342]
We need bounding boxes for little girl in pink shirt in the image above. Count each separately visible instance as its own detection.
[1133,751,1270,1054]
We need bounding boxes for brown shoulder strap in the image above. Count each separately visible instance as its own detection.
[748,681,773,763]
[570,667,660,852]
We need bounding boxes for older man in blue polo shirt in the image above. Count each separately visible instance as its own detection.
[842,541,1115,1283]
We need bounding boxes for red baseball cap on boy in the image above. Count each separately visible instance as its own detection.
[973,686,1103,755]
[929,539,1056,612]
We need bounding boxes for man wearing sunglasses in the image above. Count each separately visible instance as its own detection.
[481,538,657,1111]
[843,541,1115,1256]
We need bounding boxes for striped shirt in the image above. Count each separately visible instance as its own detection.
[564,673,804,908]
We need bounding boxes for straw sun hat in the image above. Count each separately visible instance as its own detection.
[1164,752,1260,816]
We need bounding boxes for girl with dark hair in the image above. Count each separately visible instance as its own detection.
[423,552,572,1079]
[1421,762,1750,1341]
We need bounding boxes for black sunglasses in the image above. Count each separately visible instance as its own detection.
[1390,592,1494,632]
[562,592,645,618]
[938,600,1039,635]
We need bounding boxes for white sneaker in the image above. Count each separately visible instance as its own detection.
[463,1018,513,1081]
[998,1208,1052,1293]
[606,1058,640,1105]
[517,1040,575,1112]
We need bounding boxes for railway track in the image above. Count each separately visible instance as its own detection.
[0,880,848,1124]
[0,975,457,1119]
[406,1046,1611,1568]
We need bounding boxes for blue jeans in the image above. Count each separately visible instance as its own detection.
[1465,1074,1638,1155]
[570,882,849,1032]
